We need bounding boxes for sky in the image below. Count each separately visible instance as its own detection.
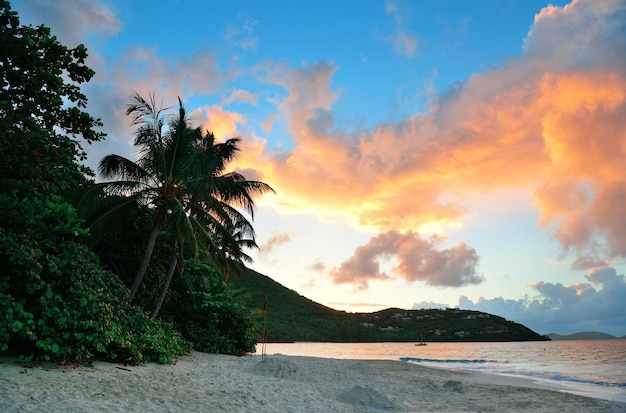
[14,0,626,336]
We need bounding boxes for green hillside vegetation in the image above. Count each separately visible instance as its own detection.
[232,270,549,343]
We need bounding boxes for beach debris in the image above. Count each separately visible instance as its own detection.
[336,385,397,410]
[443,380,465,393]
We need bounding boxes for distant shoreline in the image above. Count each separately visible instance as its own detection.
[546,331,625,340]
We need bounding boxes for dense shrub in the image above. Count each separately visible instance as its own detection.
[0,193,191,363]
[158,261,259,355]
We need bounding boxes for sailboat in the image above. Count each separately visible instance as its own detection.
[415,331,427,346]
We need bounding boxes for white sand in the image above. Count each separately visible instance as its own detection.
[1,352,624,412]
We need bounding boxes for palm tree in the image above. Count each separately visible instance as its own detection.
[97,92,274,305]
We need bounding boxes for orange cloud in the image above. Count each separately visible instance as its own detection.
[194,105,246,140]
[533,72,626,258]
[229,0,626,285]
[240,67,626,234]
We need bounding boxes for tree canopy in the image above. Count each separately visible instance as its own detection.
[90,93,274,309]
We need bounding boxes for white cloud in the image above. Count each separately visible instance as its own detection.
[17,0,121,46]
[384,0,419,57]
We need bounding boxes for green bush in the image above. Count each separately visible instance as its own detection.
[158,261,259,355]
[0,194,191,363]
[179,291,258,355]
[85,203,260,356]
[0,1,191,364]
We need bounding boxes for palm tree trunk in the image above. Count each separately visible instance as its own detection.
[151,255,177,319]
[127,218,161,304]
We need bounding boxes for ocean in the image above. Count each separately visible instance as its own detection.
[255,340,626,403]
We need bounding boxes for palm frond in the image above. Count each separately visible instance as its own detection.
[83,195,143,245]
[210,173,275,217]
[92,92,274,292]
[98,154,149,181]
[125,91,169,128]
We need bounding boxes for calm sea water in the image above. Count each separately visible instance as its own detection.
[255,340,626,403]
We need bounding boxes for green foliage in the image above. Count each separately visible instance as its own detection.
[78,93,271,354]
[0,2,264,361]
[0,1,190,363]
[87,204,260,356]
[138,260,258,355]
[231,269,549,343]
[0,192,191,363]
[0,201,190,362]
[175,290,258,355]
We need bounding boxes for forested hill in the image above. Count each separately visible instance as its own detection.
[231,270,549,343]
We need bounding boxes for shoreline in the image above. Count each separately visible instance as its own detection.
[1,352,625,412]
[401,360,626,404]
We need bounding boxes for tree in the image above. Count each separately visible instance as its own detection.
[0,1,104,191]
[95,93,274,306]
[0,1,189,362]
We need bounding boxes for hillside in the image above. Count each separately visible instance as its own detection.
[231,269,549,343]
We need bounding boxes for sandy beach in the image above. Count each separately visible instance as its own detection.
[1,351,624,412]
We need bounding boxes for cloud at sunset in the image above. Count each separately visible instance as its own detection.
[460,266,626,334]
[329,231,482,289]
[260,231,296,254]
[224,13,259,50]
[233,0,626,284]
[223,89,259,106]
[29,0,625,293]
[194,106,246,140]
[384,0,419,57]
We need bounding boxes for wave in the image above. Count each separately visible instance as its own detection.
[400,357,498,364]
[518,371,626,389]
[400,357,626,390]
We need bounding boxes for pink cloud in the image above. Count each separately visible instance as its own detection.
[329,231,482,289]
[260,231,295,254]
[22,0,626,278]
[223,89,259,106]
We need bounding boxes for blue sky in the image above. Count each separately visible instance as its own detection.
[15,0,626,336]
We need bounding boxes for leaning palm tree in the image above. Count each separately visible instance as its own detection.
[97,92,274,304]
